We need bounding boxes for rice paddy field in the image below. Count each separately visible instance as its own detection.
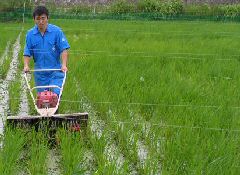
[1,18,240,174]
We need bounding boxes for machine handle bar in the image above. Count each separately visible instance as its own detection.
[25,69,62,73]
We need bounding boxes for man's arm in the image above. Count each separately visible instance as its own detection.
[61,49,68,72]
[24,56,31,72]
[57,29,70,72]
[23,31,32,72]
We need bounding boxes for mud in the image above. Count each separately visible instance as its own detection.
[47,149,62,175]
[18,73,30,116]
[73,77,128,174]
[0,34,21,148]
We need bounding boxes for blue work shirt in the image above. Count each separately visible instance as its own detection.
[24,24,70,69]
[24,24,70,95]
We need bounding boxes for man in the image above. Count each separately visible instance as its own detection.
[24,6,70,97]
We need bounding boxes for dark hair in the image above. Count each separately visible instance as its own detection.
[33,6,49,19]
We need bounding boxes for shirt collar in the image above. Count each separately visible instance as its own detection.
[33,24,52,34]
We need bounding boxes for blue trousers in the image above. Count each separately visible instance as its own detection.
[34,71,64,96]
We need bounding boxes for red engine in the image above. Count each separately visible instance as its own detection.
[36,90,58,108]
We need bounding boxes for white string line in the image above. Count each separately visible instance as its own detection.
[60,100,240,109]
[63,29,240,37]
[2,120,240,132]
[108,122,240,133]
[4,101,240,132]
[0,20,239,33]
[7,97,240,109]
[65,30,240,37]
[3,26,240,37]
[69,53,238,61]
[1,20,233,32]
[0,26,224,34]
[0,49,239,60]
[1,18,234,28]
[18,53,240,61]
[2,27,24,29]
[1,48,239,57]
[0,49,233,57]
[51,19,240,26]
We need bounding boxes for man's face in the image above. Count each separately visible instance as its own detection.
[34,14,48,30]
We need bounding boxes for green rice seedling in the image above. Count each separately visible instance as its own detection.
[23,70,39,116]
[26,130,48,175]
[84,130,103,174]
[8,72,21,115]
[0,128,26,175]
[62,19,240,173]
[103,108,154,174]
[72,75,136,173]
[0,25,21,79]
[8,38,27,115]
[0,55,12,79]
[88,130,123,175]
[57,129,85,175]
[77,131,98,174]
[11,18,240,173]
[63,76,131,174]
[59,74,85,114]
[0,23,20,51]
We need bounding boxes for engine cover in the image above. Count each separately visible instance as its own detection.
[36,90,58,108]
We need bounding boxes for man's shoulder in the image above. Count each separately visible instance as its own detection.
[48,24,62,32]
[26,26,36,36]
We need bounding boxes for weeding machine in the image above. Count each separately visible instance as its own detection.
[7,69,88,132]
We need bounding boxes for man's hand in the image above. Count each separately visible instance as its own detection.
[61,50,68,72]
[24,65,30,73]
[24,56,30,73]
[61,65,68,72]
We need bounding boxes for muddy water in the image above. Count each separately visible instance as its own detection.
[137,140,148,166]
[0,34,21,147]
[47,149,62,175]
[73,78,131,174]
[18,73,29,116]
